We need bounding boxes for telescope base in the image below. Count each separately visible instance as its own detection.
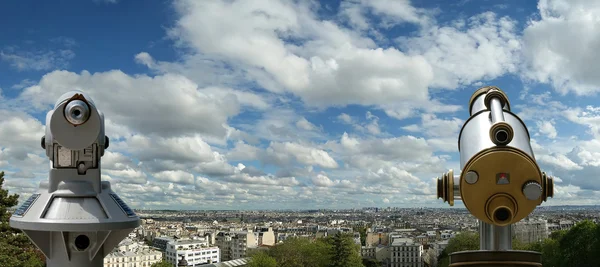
[449,250,542,267]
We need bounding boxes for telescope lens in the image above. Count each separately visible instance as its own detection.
[64,100,90,125]
[495,129,508,143]
[494,207,511,222]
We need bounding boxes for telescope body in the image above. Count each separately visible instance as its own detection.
[438,86,553,226]
[437,86,554,266]
[10,91,140,267]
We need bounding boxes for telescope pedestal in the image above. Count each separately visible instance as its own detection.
[449,250,542,267]
[449,221,542,266]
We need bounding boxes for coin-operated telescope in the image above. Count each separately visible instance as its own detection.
[437,86,554,266]
[10,91,140,267]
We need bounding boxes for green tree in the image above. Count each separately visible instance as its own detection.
[0,171,45,267]
[268,237,331,267]
[437,232,479,267]
[353,226,369,246]
[326,232,364,267]
[540,238,561,267]
[248,251,277,267]
[362,258,380,267]
[557,220,599,267]
[151,260,173,267]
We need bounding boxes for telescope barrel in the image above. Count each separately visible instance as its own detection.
[437,86,554,226]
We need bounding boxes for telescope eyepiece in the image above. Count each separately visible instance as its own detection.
[494,207,512,223]
[489,122,514,146]
[64,100,90,126]
[495,129,508,143]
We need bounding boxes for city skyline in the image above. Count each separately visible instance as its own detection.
[1,0,600,210]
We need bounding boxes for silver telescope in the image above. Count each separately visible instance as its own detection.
[436,86,554,266]
[10,91,140,267]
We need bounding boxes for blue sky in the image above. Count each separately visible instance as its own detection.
[1,0,600,210]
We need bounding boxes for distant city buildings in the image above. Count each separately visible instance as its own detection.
[125,207,598,267]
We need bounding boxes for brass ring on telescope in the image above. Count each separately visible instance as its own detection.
[447,170,454,206]
[484,89,510,110]
[436,170,455,206]
[468,86,511,115]
[485,193,517,226]
[489,122,514,145]
[541,172,555,201]
[547,176,554,199]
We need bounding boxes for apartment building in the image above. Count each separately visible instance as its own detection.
[215,231,258,261]
[389,238,423,267]
[103,248,162,267]
[164,239,220,266]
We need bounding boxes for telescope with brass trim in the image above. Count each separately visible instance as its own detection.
[436,86,554,266]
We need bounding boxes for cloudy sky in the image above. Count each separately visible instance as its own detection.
[1,0,599,210]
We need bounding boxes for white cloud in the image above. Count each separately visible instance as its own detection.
[312,174,336,187]
[338,113,354,124]
[153,170,195,185]
[522,0,600,95]
[227,141,261,161]
[265,142,338,169]
[563,106,600,138]
[537,153,582,171]
[399,12,521,89]
[296,117,317,131]
[165,0,439,113]
[19,70,264,139]
[341,0,434,30]
[0,49,75,71]
[537,120,558,139]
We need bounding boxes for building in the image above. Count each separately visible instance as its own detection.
[512,220,549,244]
[232,232,257,260]
[152,236,175,252]
[389,238,424,267]
[164,239,220,266]
[366,232,390,247]
[362,246,376,258]
[547,220,575,232]
[215,232,233,261]
[103,248,162,267]
[256,227,276,246]
[215,231,257,261]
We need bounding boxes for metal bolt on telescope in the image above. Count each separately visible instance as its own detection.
[436,86,554,267]
[10,91,140,267]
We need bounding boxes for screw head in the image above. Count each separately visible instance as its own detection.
[465,171,479,184]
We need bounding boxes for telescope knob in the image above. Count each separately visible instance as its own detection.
[522,181,542,200]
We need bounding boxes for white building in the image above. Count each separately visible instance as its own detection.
[103,248,162,267]
[389,238,423,267]
[164,239,220,266]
